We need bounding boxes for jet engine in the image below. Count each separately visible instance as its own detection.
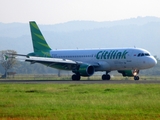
[73,64,95,76]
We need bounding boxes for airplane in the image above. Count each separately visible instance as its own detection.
[12,21,157,80]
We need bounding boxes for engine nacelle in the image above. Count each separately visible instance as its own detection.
[73,64,95,76]
[118,70,134,77]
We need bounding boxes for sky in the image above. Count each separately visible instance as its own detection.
[0,0,160,24]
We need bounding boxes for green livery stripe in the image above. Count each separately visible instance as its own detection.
[38,42,51,49]
[34,33,45,41]
[42,51,51,57]
[29,21,51,57]
[31,22,39,30]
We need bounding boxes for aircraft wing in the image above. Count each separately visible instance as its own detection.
[23,56,78,70]
[7,53,100,70]
[22,56,100,70]
[25,57,76,64]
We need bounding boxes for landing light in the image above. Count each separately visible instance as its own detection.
[133,72,137,76]
[133,70,138,76]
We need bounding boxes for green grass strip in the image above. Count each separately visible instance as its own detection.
[0,84,160,120]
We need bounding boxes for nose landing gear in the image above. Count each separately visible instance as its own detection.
[134,76,139,80]
[133,70,139,80]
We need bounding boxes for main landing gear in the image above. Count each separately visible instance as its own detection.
[102,74,111,80]
[72,74,81,81]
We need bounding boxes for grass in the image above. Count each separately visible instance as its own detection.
[0,84,160,120]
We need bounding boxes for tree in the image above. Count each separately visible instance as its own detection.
[0,50,17,78]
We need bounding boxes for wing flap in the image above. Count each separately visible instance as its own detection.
[24,57,78,70]
[25,56,77,64]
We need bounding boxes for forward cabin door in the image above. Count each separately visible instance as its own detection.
[124,50,133,69]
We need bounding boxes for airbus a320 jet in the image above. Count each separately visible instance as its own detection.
[12,21,157,80]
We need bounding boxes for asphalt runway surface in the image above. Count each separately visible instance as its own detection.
[0,80,160,84]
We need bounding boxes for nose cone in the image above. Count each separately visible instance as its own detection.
[148,56,157,68]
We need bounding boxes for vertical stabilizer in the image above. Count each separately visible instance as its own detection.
[29,21,51,57]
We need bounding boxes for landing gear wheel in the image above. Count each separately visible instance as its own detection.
[102,74,106,80]
[106,75,111,80]
[134,76,139,80]
[72,74,81,81]
[102,74,111,80]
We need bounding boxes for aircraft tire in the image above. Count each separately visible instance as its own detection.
[106,74,111,80]
[102,74,111,80]
[102,74,106,80]
[72,74,81,81]
[134,76,139,80]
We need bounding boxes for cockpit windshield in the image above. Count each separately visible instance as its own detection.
[145,53,150,56]
[137,53,150,57]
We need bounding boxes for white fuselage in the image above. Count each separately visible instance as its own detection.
[49,47,157,71]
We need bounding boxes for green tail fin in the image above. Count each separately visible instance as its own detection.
[29,21,51,57]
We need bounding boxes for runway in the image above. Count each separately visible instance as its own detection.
[0,80,160,84]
